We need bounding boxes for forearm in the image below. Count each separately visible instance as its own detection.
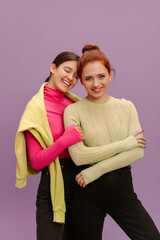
[26,126,83,170]
[68,135,138,166]
[64,104,138,166]
[81,147,144,185]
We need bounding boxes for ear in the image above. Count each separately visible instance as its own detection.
[50,64,56,74]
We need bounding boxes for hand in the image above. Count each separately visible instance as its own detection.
[76,173,86,188]
[132,130,146,148]
[74,123,84,139]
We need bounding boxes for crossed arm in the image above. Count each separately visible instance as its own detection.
[64,102,146,187]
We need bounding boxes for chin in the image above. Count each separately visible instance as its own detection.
[62,88,70,93]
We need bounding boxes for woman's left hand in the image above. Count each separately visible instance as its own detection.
[76,173,87,188]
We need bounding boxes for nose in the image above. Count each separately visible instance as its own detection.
[92,78,99,87]
[67,73,74,82]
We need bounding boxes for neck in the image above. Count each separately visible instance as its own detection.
[86,94,110,104]
[47,80,55,90]
[44,84,65,100]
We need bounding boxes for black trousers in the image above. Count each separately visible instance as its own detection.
[73,166,160,240]
[36,158,77,240]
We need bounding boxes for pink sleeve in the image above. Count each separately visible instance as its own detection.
[25,125,83,170]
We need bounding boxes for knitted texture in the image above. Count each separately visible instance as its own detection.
[64,97,144,185]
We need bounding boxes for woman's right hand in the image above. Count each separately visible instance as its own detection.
[132,130,146,148]
[76,172,86,188]
[62,124,84,147]
[74,123,84,139]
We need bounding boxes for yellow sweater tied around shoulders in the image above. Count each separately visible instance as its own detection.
[15,83,80,223]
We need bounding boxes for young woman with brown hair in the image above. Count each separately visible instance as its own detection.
[15,51,84,240]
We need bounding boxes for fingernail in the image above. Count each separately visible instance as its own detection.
[144,147,146,148]
[142,130,144,132]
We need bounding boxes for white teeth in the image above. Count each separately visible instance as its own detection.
[93,89,101,92]
[63,81,70,86]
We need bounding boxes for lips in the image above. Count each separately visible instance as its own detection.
[62,80,71,87]
[92,88,102,93]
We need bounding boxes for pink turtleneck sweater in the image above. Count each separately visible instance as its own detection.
[25,84,83,170]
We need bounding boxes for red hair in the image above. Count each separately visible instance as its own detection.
[78,44,113,78]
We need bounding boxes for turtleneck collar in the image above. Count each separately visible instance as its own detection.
[44,84,65,101]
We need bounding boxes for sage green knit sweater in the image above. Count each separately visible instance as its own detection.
[64,97,144,185]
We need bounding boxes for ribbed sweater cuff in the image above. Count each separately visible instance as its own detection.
[125,135,138,151]
[15,178,27,188]
[53,211,65,223]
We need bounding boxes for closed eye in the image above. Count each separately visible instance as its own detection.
[65,69,70,73]
[64,67,71,73]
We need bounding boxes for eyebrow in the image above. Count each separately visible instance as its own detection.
[84,72,106,78]
[98,72,106,75]
[84,75,92,78]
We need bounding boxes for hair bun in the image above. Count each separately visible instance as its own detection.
[82,44,100,54]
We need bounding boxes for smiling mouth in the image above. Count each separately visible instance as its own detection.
[92,88,102,93]
[62,80,71,87]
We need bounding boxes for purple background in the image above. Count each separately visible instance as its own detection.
[1,0,160,239]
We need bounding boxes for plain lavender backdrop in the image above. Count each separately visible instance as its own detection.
[0,0,160,239]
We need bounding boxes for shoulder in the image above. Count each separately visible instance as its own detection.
[112,97,135,107]
[24,95,40,113]
[65,91,81,102]
[111,97,138,114]
[20,89,45,124]
[64,99,85,114]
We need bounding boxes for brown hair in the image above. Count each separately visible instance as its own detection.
[78,44,115,78]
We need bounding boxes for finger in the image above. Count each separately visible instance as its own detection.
[78,179,84,187]
[137,130,144,134]
[80,180,86,188]
[76,173,82,181]
[75,128,83,134]
[77,176,84,185]
[133,131,139,137]
[77,179,83,186]
[77,129,83,134]
[137,138,146,143]
[136,136,146,140]
[76,130,84,139]
[138,144,145,148]
[133,130,144,137]
[81,181,87,188]
[137,141,146,147]
[74,126,83,131]
[79,179,85,186]
[138,144,146,149]
[78,130,84,137]
[76,175,86,187]
[75,126,81,130]
[137,139,146,145]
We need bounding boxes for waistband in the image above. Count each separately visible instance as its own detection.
[41,158,73,175]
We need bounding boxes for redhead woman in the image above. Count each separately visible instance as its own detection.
[15,51,84,240]
[64,45,160,240]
